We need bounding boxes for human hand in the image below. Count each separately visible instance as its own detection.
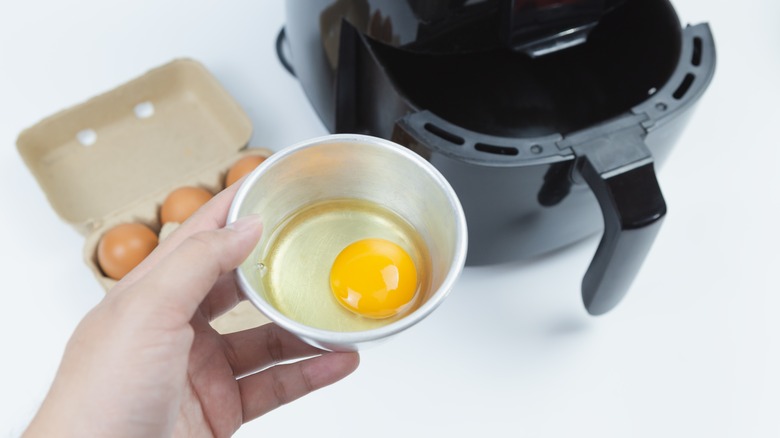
[25,182,360,438]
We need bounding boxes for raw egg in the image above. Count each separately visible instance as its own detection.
[160,186,212,224]
[225,155,266,187]
[97,223,158,280]
[330,238,418,319]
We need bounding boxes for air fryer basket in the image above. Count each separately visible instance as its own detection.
[369,1,681,138]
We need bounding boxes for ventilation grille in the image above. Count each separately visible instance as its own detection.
[424,123,464,145]
[475,143,519,156]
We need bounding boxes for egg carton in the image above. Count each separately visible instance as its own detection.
[17,59,272,334]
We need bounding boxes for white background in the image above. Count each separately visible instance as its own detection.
[1,1,778,437]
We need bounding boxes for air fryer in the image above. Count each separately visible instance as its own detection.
[278,0,716,315]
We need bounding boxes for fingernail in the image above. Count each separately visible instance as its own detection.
[228,214,263,233]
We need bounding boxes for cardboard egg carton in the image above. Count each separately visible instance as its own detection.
[17,59,271,334]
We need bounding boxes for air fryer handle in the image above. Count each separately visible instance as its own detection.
[573,129,667,315]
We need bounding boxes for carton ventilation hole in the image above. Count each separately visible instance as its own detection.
[134,101,155,119]
[77,129,97,147]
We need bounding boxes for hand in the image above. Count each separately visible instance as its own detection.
[25,182,360,437]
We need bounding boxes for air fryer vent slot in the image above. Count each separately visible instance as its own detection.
[475,143,519,156]
[424,123,465,145]
[692,37,703,66]
[673,73,695,100]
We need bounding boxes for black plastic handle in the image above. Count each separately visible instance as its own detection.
[573,127,666,315]
[276,27,296,76]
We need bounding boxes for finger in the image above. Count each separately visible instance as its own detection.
[117,180,245,288]
[131,215,263,324]
[223,323,325,377]
[197,271,245,322]
[238,352,360,422]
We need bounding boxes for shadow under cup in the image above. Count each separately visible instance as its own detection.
[228,134,468,351]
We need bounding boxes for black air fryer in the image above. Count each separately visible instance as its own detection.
[278,0,716,315]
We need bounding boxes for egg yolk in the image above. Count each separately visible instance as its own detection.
[330,238,418,319]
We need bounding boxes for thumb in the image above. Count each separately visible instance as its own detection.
[131,215,263,323]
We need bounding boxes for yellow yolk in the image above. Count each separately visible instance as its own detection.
[330,238,418,319]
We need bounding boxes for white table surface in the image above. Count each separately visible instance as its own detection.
[1,1,778,437]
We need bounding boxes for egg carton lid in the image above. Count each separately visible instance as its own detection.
[16,58,252,235]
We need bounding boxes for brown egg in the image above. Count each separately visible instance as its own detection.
[97,223,158,280]
[225,155,267,187]
[160,186,213,224]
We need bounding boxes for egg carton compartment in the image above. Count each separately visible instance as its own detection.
[17,59,273,334]
[82,148,273,288]
[83,148,273,334]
